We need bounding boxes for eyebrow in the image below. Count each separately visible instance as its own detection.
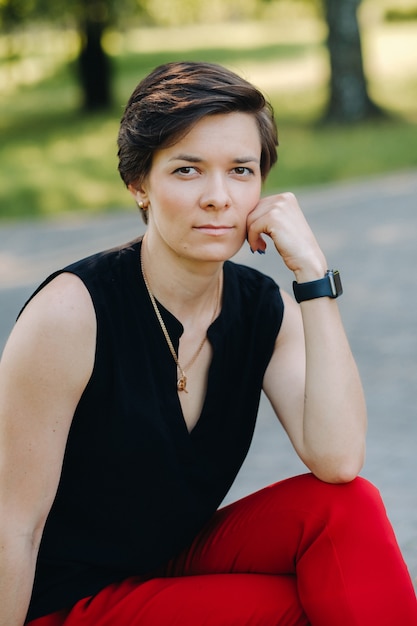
[169,154,260,164]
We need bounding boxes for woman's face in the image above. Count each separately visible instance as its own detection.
[136,112,263,264]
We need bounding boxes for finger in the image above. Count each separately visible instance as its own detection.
[246,218,268,254]
[246,198,275,253]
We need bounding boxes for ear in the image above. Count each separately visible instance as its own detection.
[128,184,148,204]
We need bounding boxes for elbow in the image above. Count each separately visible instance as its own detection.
[308,446,366,485]
[321,466,362,485]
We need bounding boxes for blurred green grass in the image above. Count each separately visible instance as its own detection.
[1,36,416,220]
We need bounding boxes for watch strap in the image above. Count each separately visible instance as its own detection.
[292,270,343,303]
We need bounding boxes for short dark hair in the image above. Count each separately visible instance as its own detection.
[117,61,278,207]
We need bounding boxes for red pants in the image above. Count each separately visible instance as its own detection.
[28,474,417,626]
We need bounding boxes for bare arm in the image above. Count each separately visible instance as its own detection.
[247,193,367,483]
[0,274,96,625]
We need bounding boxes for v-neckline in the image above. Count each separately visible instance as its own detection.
[135,238,228,440]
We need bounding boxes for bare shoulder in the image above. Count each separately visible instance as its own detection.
[19,271,96,331]
[11,272,94,350]
[3,271,97,402]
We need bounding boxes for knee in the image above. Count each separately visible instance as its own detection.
[307,474,387,523]
[263,474,388,529]
[333,475,383,506]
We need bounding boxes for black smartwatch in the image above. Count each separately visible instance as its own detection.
[292,270,343,303]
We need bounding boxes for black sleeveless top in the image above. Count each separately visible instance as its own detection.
[25,238,284,621]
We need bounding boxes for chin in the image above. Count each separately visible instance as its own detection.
[201,241,244,263]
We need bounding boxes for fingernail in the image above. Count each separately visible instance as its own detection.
[250,247,255,254]
[257,249,266,255]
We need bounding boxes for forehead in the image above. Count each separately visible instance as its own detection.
[161,112,262,158]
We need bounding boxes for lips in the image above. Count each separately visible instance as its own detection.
[194,225,234,236]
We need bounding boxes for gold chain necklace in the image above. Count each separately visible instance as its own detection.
[140,248,221,393]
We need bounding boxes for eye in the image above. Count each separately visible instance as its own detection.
[233,166,253,176]
[173,166,198,176]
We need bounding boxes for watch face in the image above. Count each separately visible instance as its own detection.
[330,270,343,297]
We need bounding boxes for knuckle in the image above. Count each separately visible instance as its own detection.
[282,191,296,202]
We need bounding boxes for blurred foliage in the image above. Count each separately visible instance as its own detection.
[0,0,380,118]
[0,0,321,112]
[0,0,318,30]
[385,7,417,21]
[0,0,137,28]
[2,0,416,30]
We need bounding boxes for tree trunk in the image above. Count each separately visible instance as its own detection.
[323,0,382,123]
[78,1,112,111]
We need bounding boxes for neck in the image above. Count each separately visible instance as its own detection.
[140,235,223,324]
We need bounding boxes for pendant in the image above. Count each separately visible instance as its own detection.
[177,375,188,393]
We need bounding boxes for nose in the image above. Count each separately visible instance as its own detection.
[200,173,231,210]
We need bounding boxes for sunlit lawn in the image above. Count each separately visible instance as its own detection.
[1,25,416,220]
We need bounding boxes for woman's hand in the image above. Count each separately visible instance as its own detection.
[246,192,327,281]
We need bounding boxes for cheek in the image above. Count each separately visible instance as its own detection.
[150,192,181,223]
[241,177,262,203]
[242,188,261,217]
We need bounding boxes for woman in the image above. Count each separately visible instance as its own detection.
[0,61,416,626]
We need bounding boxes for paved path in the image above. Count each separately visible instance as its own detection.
[1,169,416,585]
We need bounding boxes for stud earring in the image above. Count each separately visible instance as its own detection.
[138,200,144,209]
